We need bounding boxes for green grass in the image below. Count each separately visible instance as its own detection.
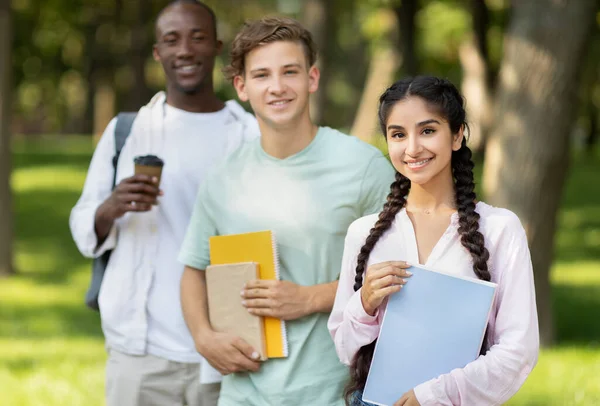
[1,136,599,405]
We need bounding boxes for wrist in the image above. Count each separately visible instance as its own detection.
[360,289,376,316]
[96,200,117,223]
[195,328,217,354]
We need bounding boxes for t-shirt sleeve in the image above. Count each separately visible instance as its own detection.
[178,181,217,270]
[358,154,395,216]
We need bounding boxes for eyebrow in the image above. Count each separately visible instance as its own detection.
[387,119,441,131]
[162,28,207,37]
[249,63,303,75]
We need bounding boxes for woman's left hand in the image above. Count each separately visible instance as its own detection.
[394,389,421,406]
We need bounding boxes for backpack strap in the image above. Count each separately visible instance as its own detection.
[111,112,137,189]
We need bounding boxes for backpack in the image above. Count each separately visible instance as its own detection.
[85,112,138,311]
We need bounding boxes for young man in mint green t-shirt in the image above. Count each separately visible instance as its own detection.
[178,16,395,406]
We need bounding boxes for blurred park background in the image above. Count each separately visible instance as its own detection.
[0,0,599,404]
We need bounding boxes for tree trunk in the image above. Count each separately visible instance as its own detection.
[459,0,493,155]
[0,0,14,277]
[394,0,418,77]
[350,46,400,143]
[302,0,334,126]
[126,0,151,111]
[350,8,401,143]
[482,0,597,346]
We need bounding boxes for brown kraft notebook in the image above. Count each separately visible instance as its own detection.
[205,262,267,361]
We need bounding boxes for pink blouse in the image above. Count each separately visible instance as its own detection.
[328,202,539,405]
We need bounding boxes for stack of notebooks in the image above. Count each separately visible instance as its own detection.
[207,230,288,360]
[362,264,497,406]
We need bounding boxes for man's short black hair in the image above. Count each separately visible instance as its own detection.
[155,0,218,40]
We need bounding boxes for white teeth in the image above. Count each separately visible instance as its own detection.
[271,101,288,105]
[179,65,198,72]
[406,158,431,167]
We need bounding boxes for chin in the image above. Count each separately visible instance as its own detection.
[175,81,204,95]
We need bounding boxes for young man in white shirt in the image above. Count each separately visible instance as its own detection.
[69,1,257,405]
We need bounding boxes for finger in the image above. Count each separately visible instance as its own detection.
[129,174,157,184]
[370,261,410,271]
[121,193,158,204]
[372,274,407,290]
[242,286,270,299]
[244,279,275,290]
[374,284,402,300]
[124,202,152,212]
[120,182,160,196]
[234,356,261,373]
[241,298,271,309]
[231,337,262,362]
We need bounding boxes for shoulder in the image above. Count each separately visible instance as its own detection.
[320,127,386,160]
[476,201,527,245]
[345,212,381,246]
[225,100,260,139]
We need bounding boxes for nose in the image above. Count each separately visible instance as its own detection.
[405,133,422,157]
[176,38,193,59]
[268,74,286,94]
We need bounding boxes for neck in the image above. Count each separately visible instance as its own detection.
[165,81,225,113]
[406,167,456,214]
[258,113,318,159]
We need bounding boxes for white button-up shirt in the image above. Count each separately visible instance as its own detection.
[70,93,258,363]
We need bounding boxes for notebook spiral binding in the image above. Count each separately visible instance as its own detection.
[271,231,289,357]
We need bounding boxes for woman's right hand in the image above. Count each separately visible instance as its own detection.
[360,261,412,316]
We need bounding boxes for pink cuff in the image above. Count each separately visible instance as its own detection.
[344,289,379,324]
[413,381,436,406]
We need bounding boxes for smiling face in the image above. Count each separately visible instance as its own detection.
[385,96,463,186]
[233,41,319,130]
[153,3,222,95]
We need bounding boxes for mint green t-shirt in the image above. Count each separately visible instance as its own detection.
[179,127,395,406]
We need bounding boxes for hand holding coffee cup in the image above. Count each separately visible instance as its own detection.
[100,155,164,221]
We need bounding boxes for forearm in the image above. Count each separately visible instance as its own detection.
[305,280,338,314]
[181,266,214,350]
[94,200,116,245]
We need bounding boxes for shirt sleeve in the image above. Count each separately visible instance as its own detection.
[69,118,119,258]
[328,220,383,365]
[178,180,217,271]
[413,214,540,406]
[358,154,395,216]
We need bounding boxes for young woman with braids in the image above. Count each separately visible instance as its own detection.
[328,76,539,406]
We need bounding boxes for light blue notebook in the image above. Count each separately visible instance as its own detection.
[362,264,497,406]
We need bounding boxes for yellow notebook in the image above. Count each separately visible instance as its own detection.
[209,230,288,358]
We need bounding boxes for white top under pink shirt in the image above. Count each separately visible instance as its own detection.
[328,201,539,406]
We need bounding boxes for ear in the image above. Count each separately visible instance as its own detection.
[233,75,249,102]
[152,44,160,62]
[452,125,465,151]
[308,65,320,94]
[215,39,223,55]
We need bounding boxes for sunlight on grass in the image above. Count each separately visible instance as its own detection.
[507,346,600,405]
[0,339,105,406]
[12,166,88,193]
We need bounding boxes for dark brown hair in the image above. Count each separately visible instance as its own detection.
[345,76,491,403]
[223,16,317,81]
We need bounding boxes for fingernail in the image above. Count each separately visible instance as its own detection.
[402,279,408,283]
[240,291,245,297]
[406,271,413,276]
[152,177,158,183]
[252,352,259,359]
[241,300,246,306]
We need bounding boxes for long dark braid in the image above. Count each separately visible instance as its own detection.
[345,76,491,404]
[344,171,410,402]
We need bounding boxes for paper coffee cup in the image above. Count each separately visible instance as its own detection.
[134,155,164,185]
